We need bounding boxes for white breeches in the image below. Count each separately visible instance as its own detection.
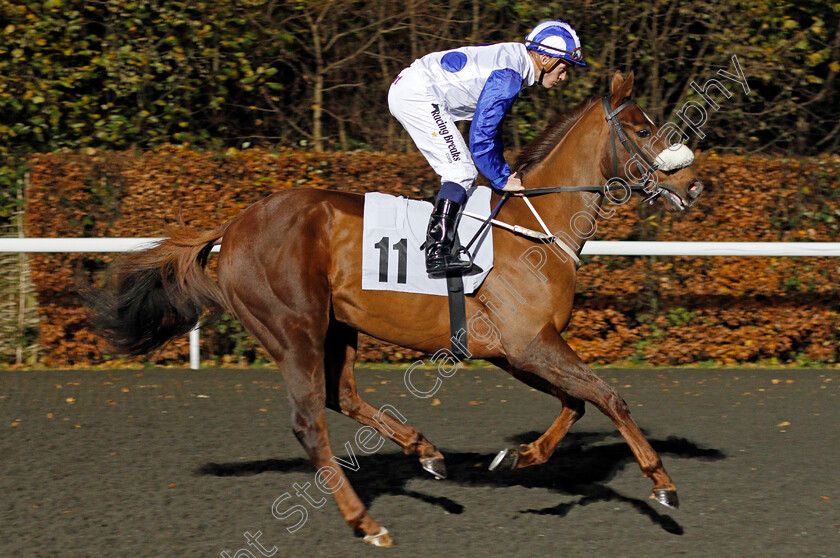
[388,67,478,192]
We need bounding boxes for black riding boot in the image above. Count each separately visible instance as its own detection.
[424,198,474,275]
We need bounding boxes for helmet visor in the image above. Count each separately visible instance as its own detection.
[526,41,585,65]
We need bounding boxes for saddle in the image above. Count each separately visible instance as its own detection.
[361,188,495,358]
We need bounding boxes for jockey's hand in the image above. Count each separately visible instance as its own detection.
[500,173,524,193]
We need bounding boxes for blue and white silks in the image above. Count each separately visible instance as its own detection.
[388,43,536,201]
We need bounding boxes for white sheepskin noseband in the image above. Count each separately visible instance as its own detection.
[654,144,694,172]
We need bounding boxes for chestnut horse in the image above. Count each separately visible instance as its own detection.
[89,71,703,547]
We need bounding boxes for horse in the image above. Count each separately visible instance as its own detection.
[87,71,703,547]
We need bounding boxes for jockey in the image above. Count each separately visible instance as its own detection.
[388,20,586,275]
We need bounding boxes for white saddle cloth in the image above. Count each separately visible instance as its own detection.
[361,187,494,296]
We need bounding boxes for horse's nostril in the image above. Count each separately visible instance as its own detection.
[688,180,703,199]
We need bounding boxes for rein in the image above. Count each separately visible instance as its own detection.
[461,96,659,266]
[516,183,647,196]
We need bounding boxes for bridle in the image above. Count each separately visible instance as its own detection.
[519,96,660,198]
[601,96,661,199]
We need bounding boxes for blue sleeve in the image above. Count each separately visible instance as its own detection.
[469,68,523,188]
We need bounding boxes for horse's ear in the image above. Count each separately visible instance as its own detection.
[609,70,635,107]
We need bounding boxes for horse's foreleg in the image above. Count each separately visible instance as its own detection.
[324,321,446,478]
[505,324,678,508]
[487,358,586,470]
[515,396,585,468]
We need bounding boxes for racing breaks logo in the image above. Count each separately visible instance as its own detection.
[431,104,462,162]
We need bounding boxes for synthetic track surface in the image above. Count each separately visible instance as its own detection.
[2,367,838,557]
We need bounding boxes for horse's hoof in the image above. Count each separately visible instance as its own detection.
[488,447,518,471]
[420,457,447,479]
[653,489,680,510]
[363,527,393,548]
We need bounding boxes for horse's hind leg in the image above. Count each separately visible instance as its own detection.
[219,231,392,546]
[504,324,678,509]
[324,320,447,478]
[227,298,392,546]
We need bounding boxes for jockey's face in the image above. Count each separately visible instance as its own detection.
[539,55,569,89]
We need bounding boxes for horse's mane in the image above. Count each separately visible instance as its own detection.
[513,96,598,177]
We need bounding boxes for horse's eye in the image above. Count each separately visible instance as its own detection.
[636,129,651,138]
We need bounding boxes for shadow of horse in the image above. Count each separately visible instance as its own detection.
[197,432,724,535]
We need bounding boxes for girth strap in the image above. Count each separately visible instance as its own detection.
[446,234,469,360]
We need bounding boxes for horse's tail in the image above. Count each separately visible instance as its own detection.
[86,220,234,356]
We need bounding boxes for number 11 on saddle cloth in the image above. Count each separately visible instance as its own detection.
[361,186,494,296]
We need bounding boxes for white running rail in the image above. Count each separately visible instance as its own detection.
[4,238,840,369]
[3,238,840,256]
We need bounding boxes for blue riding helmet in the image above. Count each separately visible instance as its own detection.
[525,20,587,67]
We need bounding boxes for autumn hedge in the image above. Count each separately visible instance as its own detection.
[24,147,840,367]
[3,1,840,225]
